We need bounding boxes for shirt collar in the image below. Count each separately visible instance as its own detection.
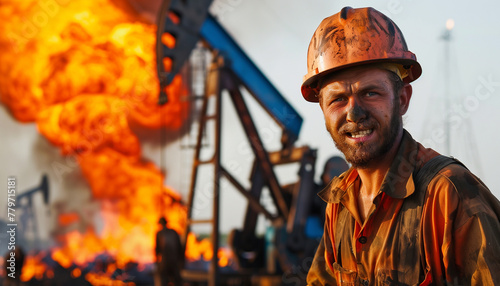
[318,129,419,203]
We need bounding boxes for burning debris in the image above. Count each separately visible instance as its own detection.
[0,0,232,284]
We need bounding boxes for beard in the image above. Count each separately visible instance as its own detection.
[326,103,401,168]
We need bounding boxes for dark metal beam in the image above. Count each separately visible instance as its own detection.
[220,166,277,222]
[223,70,289,219]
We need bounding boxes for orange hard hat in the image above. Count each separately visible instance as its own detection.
[301,7,422,102]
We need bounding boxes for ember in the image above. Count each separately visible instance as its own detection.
[0,0,232,284]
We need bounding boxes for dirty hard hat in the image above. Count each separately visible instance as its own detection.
[301,6,422,102]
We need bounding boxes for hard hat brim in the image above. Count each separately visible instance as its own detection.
[301,58,422,102]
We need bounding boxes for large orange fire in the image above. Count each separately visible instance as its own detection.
[0,0,231,283]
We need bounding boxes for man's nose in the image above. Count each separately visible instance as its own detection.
[346,98,367,123]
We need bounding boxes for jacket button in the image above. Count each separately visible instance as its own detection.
[358,236,368,244]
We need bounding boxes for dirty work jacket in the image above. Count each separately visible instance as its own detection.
[307,130,500,285]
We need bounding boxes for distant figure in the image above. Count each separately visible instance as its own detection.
[155,217,183,286]
[4,247,24,286]
[312,156,349,226]
[321,156,350,186]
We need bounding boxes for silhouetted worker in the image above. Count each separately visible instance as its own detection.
[321,156,350,187]
[312,156,349,226]
[4,247,24,286]
[155,217,183,286]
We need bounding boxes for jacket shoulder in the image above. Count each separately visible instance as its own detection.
[428,163,500,219]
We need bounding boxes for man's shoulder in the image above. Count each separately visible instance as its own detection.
[429,162,485,196]
[426,162,500,218]
[165,228,181,237]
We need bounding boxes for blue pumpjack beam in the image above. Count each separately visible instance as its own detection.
[200,14,303,142]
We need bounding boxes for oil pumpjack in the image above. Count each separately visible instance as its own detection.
[155,1,347,285]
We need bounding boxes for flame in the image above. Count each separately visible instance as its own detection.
[85,272,135,286]
[72,268,82,278]
[218,248,232,268]
[58,212,80,226]
[0,0,233,282]
[20,254,46,282]
[185,232,213,262]
[52,228,106,267]
[185,233,234,268]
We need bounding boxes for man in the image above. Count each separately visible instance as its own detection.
[302,7,500,285]
[155,217,183,286]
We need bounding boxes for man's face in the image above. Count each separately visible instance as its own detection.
[318,67,405,168]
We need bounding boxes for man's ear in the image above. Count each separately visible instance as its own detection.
[399,83,412,115]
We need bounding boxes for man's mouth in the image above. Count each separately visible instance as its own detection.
[347,129,373,138]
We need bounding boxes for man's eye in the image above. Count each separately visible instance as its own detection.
[330,97,345,104]
[366,91,378,97]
